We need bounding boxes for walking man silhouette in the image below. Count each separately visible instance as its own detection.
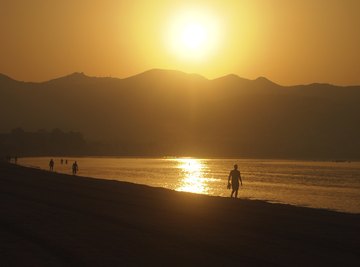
[228,164,243,198]
[49,159,54,171]
[72,161,79,175]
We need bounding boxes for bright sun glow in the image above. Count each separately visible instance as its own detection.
[166,8,221,61]
[181,23,207,50]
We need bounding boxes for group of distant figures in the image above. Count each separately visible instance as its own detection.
[5,155,18,164]
[49,158,79,175]
[5,156,78,176]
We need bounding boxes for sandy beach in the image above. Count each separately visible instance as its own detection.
[0,161,359,266]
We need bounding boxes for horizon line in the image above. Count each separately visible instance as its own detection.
[1,69,359,87]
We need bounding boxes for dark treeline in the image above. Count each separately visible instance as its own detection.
[0,127,183,158]
[0,128,95,157]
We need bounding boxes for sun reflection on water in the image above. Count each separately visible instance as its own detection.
[176,158,208,194]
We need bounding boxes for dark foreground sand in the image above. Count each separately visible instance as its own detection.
[0,162,359,266]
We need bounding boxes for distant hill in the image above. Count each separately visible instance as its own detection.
[1,69,360,159]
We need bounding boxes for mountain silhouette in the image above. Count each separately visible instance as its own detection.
[1,69,359,159]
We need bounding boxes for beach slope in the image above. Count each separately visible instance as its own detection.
[0,162,359,266]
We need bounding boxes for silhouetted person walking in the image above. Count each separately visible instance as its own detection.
[228,164,242,198]
[49,159,54,171]
[72,161,78,175]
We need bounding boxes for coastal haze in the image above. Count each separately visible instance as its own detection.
[1,70,360,159]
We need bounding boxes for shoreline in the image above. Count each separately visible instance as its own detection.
[18,161,360,215]
[16,154,360,163]
[10,154,360,162]
[17,157,360,214]
[1,162,359,266]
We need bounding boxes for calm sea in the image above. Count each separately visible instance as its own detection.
[19,157,360,214]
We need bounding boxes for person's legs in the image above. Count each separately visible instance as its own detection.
[235,189,239,198]
[231,189,235,198]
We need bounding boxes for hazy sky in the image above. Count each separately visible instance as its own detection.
[1,0,359,85]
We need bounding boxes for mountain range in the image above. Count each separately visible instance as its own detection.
[1,69,360,159]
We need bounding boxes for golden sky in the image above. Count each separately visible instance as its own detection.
[1,0,359,85]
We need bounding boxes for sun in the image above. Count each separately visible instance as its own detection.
[166,8,221,61]
[181,22,208,50]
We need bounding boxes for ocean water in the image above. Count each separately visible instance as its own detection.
[19,157,360,214]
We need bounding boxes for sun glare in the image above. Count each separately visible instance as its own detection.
[166,8,221,61]
[181,23,207,50]
[176,158,208,194]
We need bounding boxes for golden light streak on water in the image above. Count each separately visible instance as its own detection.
[176,158,208,194]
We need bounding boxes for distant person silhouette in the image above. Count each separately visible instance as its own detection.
[61,158,63,164]
[49,159,54,171]
[72,161,78,175]
[228,164,243,198]
[65,159,68,164]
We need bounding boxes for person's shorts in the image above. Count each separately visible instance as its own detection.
[232,182,239,190]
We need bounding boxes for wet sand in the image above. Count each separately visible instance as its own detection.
[1,162,359,266]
